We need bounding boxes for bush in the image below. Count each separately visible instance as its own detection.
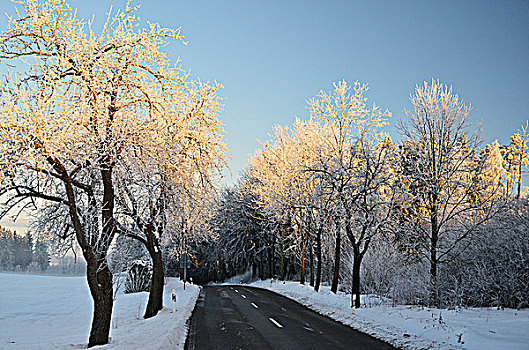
[125,259,152,294]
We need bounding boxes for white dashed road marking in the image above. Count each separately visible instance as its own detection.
[234,289,238,293]
[251,303,259,309]
[241,294,246,299]
[269,318,283,328]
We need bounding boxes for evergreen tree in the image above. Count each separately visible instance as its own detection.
[0,226,15,269]
[33,236,50,271]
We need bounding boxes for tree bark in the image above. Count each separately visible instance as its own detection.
[352,253,362,308]
[280,224,285,280]
[300,237,306,285]
[86,167,116,347]
[429,206,439,307]
[269,232,275,279]
[63,173,113,347]
[86,262,114,347]
[331,224,341,294]
[315,225,322,292]
[144,225,164,319]
[309,244,314,287]
[517,139,525,199]
[259,260,264,279]
[84,166,116,347]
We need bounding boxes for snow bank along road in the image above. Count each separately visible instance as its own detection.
[185,286,395,349]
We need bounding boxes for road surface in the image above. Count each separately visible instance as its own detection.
[185,285,396,350]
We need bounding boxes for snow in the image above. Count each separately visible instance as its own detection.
[245,279,529,350]
[0,273,200,349]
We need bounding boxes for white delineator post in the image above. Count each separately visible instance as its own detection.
[171,289,176,313]
[351,295,356,314]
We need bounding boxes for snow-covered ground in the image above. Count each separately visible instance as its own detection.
[247,279,529,350]
[0,273,200,349]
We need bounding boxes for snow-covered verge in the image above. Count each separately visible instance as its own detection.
[0,273,200,349]
[216,270,254,285]
[247,279,529,350]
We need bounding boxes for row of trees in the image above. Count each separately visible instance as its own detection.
[203,79,528,309]
[0,226,49,271]
[0,2,526,347]
[0,1,226,347]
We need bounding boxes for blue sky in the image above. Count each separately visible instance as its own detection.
[1,0,528,184]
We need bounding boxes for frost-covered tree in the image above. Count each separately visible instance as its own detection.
[501,123,528,199]
[0,0,225,345]
[115,80,226,318]
[480,141,507,194]
[306,80,392,305]
[398,80,501,306]
[210,183,267,279]
[32,237,50,271]
[249,119,332,285]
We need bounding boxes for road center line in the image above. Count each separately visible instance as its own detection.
[251,303,259,309]
[234,289,238,293]
[241,294,246,299]
[269,317,283,328]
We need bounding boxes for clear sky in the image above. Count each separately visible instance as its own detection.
[0,0,528,186]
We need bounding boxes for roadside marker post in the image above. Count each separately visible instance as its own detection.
[179,252,191,290]
[171,289,176,313]
[351,295,356,314]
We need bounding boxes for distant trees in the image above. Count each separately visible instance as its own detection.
[0,226,50,271]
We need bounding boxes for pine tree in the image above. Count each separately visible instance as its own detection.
[0,226,15,269]
[33,236,50,271]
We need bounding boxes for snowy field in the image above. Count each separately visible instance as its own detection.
[246,279,529,350]
[0,273,200,349]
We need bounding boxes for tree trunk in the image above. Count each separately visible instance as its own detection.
[63,173,114,347]
[315,225,322,292]
[86,166,116,347]
[259,260,264,279]
[280,224,285,280]
[331,225,341,294]
[86,261,113,347]
[429,252,438,307]
[309,244,314,287]
[517,139,525,199]
[144,226,164,319]
[429,207,439,306]
[352,253,362,309]
[300,235,306,285]
[269,233,275,279]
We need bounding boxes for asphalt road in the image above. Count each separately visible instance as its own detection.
[185,285,396,350]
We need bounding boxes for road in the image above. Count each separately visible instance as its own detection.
[185,285,396,350]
